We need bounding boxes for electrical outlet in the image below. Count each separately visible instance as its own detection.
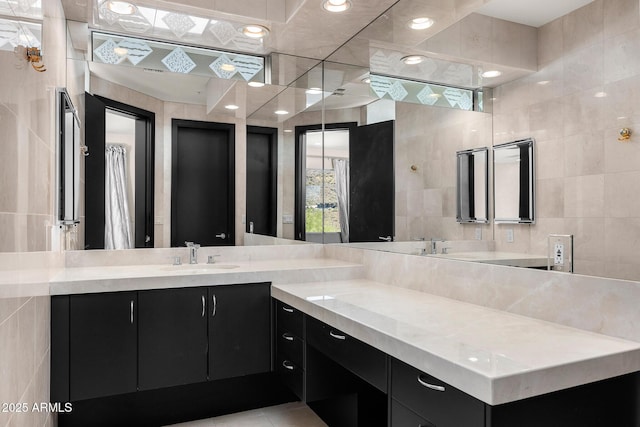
[506,229,514,243]
[475,227,482,240]
[554,243,564,265]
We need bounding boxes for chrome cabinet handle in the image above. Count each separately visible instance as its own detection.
[417,375,445,392]
[130,300,134,324]
[378,236,392,242]
[215,233,226,239]
[211,294,217,317]
[282,333,294,341]
[282,360,295,370]
[329,330,346,340]
[201,295,205,317]
[282,306,294,313]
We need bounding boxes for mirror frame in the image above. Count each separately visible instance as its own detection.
[56,87,80,225]
[493,138,535,224]
[456,147,489,224]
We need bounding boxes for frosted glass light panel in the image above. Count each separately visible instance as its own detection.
[493,138,535,224]
[91,32,265,84]
[456,147,488,223]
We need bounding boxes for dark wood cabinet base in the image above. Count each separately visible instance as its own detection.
[57,373,297,427]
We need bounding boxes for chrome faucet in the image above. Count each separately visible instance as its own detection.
[429,238,444,255]
[185,241,200,264]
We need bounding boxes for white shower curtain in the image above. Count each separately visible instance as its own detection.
[105,145,133,249]
[333,158,349,243]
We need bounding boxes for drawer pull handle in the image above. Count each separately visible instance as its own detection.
[329,330,346,340]
[282,306,294,313]
[282,333,294,341]
[417,376,445,392]
[282,360,295,370]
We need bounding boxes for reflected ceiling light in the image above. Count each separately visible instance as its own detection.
[408,17,434,30]
[113,47,128,56]
[284,129,293,133]
[481,70,502,78]
[401,55,426,65]
[248,81,265,87]
[306,87,323,95]
[274,110,289,115]
[103,0,137,15]
[242,25,269,38]
[429,93,442,99]
[220,63,236,72]
[594,91,607,98]
[225,104,240,110]
[537,80,550,85]
[322,0,351,13]
[361,77,371,84]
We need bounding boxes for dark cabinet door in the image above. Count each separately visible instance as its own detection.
[208,283,271,381]
[138,287,208,390]
[69,292,137,401]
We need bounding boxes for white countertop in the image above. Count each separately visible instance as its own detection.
[272,279,640,405]
[428,251,548,268]
[49,258,363,295]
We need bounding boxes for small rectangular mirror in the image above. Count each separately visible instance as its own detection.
[493,138,535,223]
[456,147,489,223]
[56,88,80,225]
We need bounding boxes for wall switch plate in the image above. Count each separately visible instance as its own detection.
[282,214,294,224]
[506,229,514,243]
[554,242,564,265]
[475,227,482,240]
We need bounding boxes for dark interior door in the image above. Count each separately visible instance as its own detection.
[138,287,208,391]
[171,119,235,247]
[208,283,271,381]
[69,292,137,401]
[349,120,395,242]
[246,126,277,236]
[84,93,155,249]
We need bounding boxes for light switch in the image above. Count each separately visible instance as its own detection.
[475,227,482,240]
[282,214,294,224]
[506,229,514,243]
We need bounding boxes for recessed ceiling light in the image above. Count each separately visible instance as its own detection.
[322,0,351,13]
[275,110,289,115]
[306,87,323,95]
[481,70,502,78]
[408,17,434,30]
[103,0,137,15]
[225,104,239,110]
[248,81,265,87]
[242,25,269,38]
[401,55,426,65]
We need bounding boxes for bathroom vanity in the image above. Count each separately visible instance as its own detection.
[47,251,640,427]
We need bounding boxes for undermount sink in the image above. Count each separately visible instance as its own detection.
[161,264,240,272]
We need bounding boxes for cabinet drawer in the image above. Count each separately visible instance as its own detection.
[391,359,485,427]
[391,399,431,427]
[306,316,387,392]
[276,354,304,400]
[276,300,303,338]
[277,326,304,368]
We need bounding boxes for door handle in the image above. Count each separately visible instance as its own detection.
[216,233,226,239]
[130,300,134,324]
[378,236,392,242]
[211,294,217,317]
[201,295,205,317]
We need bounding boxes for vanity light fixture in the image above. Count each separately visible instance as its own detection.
[481,70,502,78]
[322,0,351,13]
[401,55,426,65]
[274,110,289,115]
[306,87,323,95]
[408,17,434,30]
[225,104,239,110]
[248,81,265,87]
[242,25,269,39]
[103,0,137,15]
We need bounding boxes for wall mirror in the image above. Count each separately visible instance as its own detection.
[493,139,535,224]
[56,88,81,225]
[456,148,489,224]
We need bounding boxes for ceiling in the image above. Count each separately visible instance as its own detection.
[62,0,595,117]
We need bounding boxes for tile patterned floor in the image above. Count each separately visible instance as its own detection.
[165,402,328,427]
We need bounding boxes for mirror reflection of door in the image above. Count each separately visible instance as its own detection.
[295,123,354,243]
[246,126,277,237]
[84,93,155,250]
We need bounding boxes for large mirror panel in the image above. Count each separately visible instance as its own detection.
[493,139,535,224]
[456,148,489,224]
